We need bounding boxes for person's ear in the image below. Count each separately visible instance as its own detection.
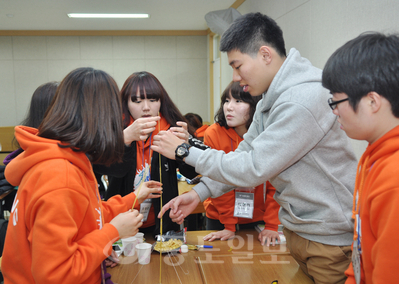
[367,92,382,113]
[259,46,272,65]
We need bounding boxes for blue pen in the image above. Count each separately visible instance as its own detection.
[196,245,213,248]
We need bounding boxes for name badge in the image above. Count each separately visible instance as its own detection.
[234,188,255,219]
[352,241,361,284]
[140,199,152,222]
[352,214,362,284]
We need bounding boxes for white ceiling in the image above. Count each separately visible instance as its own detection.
[0,0,239,31]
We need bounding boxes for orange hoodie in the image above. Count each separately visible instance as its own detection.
[345,125,399,284]
[3,126,137,284]
[203,123,280,232]
[194,124,209,139]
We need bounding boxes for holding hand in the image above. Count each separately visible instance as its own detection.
[152,130,182,160]
[258,229,280,246]
[105,250,120,268]
[203,230,235,241]
[170,121,190,143]
[123,116,160,145]
[157,190,200,224]
[136,181,163,204]
[110,209,143,239]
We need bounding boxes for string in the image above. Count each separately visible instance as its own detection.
[167,252,184,284]
[158,112,163,284]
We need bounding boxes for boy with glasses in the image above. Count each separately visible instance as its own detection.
[153,12,358,283]
[322,32,399,284]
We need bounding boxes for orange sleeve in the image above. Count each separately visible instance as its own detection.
[101,192,137,223]
[263,182,280,231]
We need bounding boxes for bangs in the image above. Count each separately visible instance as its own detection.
[130,87,161,101]
[229,82,253,104]
[129,76,163,102]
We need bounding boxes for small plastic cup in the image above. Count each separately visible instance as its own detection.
[134,232,144,244]
[136,243,152,265]
[121,236,137,256]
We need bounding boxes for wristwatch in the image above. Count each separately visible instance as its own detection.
[175,143,191,162]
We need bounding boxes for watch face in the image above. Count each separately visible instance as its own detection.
[177,147,186,156]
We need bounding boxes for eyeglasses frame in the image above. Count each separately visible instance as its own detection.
[328,97,349,110]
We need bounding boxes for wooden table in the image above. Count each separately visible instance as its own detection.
[107,229,312,284]
[185,229,289,256]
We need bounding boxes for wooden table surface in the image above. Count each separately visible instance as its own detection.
[185,229,290,256]
[107,229,312,284]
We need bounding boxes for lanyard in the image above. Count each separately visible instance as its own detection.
[352,155,369,241]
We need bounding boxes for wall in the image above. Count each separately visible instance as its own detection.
[0,35,208,127]
[236,0,399,159]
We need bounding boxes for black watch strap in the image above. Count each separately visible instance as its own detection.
[175,143,191,162]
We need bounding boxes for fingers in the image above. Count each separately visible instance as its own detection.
[158,200,173,218]
[176,121,188,130]
[137,116,160,124]
[144,180,162,188]
[203,233,212,241]
[171,211,184,224]
[130,209,143,221]
[170,123,189,141]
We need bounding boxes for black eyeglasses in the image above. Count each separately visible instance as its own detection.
[328,98,349,110]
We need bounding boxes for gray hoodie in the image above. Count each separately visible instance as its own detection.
[187,48,357,246]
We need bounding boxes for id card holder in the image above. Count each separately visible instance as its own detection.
[140,199,152,222]
[352,240,361,284]
[352,214,362,284]
[233,187,255,219]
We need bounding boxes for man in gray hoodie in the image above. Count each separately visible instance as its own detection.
[153,12,357,284]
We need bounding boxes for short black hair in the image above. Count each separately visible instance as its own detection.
[220,12,286,58]
[322,32,399,117]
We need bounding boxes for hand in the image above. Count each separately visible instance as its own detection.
[123,116,160,145]
[170,121,190,143]
[105,250,119,268]
[203,230,235,241]
[152,130,183,160]
[110,209,143,239]
[136,180,163,204]
[258,229,280,246]
[157,190,200,224]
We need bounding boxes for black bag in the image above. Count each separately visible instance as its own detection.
[0,219,8,257]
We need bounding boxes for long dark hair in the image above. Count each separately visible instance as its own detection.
[13,81,59,149]
[39,67,125,166]
[120,71,187,129]
[22,82,59,128]
[215,81,261,130]
[184,113,203,136]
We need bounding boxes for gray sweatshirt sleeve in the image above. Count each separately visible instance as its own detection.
[186,100,333,201]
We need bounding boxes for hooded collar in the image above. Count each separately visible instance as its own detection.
[259,48,323,113]
[5,126,93,187]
